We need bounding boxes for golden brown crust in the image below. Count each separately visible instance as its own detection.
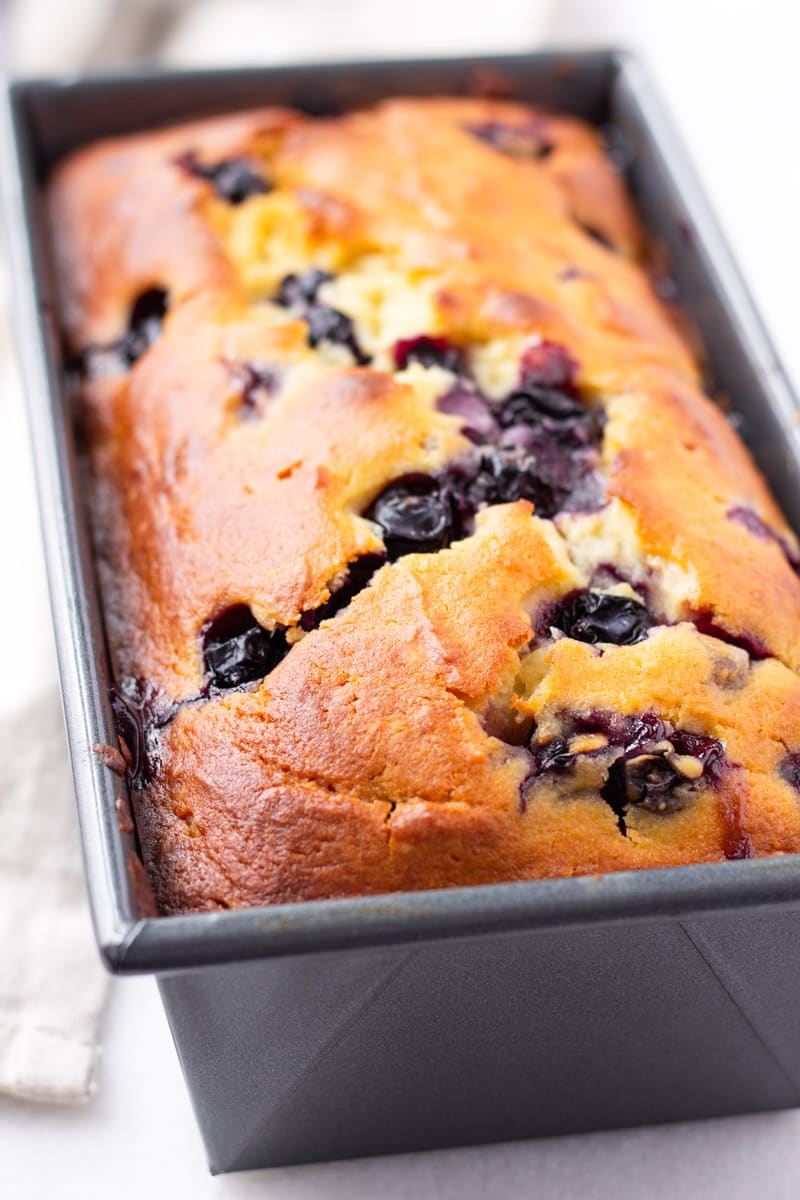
[48,97,800,912]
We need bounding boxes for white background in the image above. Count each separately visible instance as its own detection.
[4,0,800,1195]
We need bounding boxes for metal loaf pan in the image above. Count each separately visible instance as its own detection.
[4,51,800,1174]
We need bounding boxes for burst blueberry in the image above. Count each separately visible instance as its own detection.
[526,710,725,831]
[393,335,464,374]
[176,150,271,204]
[202,606,289,689]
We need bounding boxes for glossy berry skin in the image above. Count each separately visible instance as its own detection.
[500,387,586,428]
[460,446,548,511]
[202,606,288,689]
[368,477,455,560]
[547,590,653,646]
[109,677,174,790]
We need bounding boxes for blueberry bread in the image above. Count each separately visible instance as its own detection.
[48,98,800,912]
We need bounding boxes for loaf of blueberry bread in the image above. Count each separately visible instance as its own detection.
[48,96,800,912]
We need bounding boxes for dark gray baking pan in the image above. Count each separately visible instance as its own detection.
[4,50,800,1174]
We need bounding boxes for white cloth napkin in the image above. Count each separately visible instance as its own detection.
[0,691,108,1104]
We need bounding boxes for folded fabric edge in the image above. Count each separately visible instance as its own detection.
[0,1020,101,1105]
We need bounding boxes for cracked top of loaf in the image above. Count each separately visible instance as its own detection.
[48,96,800,912]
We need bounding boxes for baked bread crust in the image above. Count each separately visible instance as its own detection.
[48,97,800,912]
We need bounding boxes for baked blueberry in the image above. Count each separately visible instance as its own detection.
[602,729,724,825]
[454,440,603,522]
[576,710,667,756]
[526,710,724,831]
[273,271,370,364]
[368,476,455,559]
[518,340,578,393]
[305,305,369,363]
[546,590,653,646]
[202,606,288,689]
[500,387,586,428]
[529,737,578,775]
[300,554,386,630]
[78,287,168,377]
[460,446,549,511]
[602,755,683,821]
[123,288,169,364]
[110,677,173,790]
[393,335,464,374]
[176,150,270,204]
[274,269,334,309]
[780,752,800,793]
[226,361,278,417]
[466,120,553,160]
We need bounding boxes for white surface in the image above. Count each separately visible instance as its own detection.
[4,0,800,1193]
[3,976,800,1198]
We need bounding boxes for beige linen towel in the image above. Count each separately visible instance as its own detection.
[0,689,108,1103]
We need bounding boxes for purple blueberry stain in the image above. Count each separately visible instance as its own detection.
[175,150,271,205]
[727,505,800,570]
[779,752,800,795]
[436,383,499,443]
[110,677,175,790]
[691,610,770,661]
